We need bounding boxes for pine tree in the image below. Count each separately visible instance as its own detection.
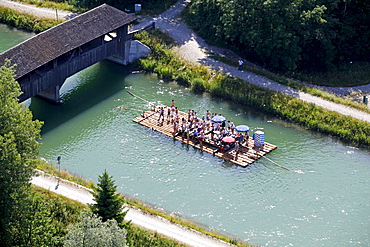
[90,170,129,227]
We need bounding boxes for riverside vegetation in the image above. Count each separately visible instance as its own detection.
[0,6,63,33]
[134,29,370,148]
[2,1,370,148]
[0,59,217,246]
[1,1,370,246]
[36,161,252,247]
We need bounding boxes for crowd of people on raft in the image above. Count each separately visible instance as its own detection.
[156,100,249,153]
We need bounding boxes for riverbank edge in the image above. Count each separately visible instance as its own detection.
[134,29,370,148]
[35,161,253,247]
[1,3,368,245]
[0,5,63,33]
[1,3,370,148]
[0,4,250,246]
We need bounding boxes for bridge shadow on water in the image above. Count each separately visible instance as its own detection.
[29,60,133,134]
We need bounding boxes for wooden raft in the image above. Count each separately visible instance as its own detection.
[132,107,277,168]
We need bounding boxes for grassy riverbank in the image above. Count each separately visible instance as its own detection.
[0,6,62,33]
[32,182,189,247]
[208,53,370,115]
[134,29,370,148]
[2,4,369,245]
[15,0,83,13]
[1,6,251,246]
[36,161,253,247]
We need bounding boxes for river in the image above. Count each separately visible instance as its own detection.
[2,24,369,247]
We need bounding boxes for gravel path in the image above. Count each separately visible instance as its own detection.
[131,0,370,123]
[31,171,235,247]
[2,0,369,244]
[3,1,236,245]
[1,0,369,122]
[0,0,75,19]
[2,0,369,122]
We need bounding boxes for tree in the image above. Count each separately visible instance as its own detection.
[12,193,56,246]
[63,210,127,247]
[0,60,43,246]
[186,0,370,73]
[90,170,129,227]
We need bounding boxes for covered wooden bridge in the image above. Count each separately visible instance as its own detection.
[0,4,139,102]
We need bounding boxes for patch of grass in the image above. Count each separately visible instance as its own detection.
[36,159,254,247]
[126,224,187,247]
[16,0,85,13]
[208,53,370,114]
[136,29,370,148]
[295,61,370,87]
[35,159,95,189]
[0,6,63,33]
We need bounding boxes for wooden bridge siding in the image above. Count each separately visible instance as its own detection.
[19,26,129,102]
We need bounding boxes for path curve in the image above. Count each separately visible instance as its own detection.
[131,0,370,123]
[31,171,235,247]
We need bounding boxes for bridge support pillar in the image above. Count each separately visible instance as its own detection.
[37,85,61,103]
[106,40,151,65]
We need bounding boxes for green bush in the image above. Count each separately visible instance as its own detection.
[154,65,173,81]
[139,59,157,72]
[176,73,191,87]
[126,225,186,247]
[191,78,206,93]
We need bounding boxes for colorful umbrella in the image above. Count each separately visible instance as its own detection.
[235,125,250,132]
[222,136,235,143]
[211,115,226,123]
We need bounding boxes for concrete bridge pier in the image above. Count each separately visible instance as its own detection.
[37,84,61,103]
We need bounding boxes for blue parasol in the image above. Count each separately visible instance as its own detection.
[235,125,250,132]
[211,115,226,123]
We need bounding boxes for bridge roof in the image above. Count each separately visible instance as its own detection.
[0,4,135,79]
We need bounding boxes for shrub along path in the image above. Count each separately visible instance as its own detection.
[4,0,369,244]
[131,0,370,123]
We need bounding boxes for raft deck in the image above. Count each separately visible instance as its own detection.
[132,107,277,167]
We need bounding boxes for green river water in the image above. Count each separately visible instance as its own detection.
[2,24,369,246]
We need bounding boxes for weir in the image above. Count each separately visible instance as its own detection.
[0,4,150,103]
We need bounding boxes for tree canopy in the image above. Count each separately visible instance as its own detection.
[184,0,370,72]
[64,210,127,247]
[0,60,43,246]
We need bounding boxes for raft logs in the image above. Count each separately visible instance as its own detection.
[132,105,277,167]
